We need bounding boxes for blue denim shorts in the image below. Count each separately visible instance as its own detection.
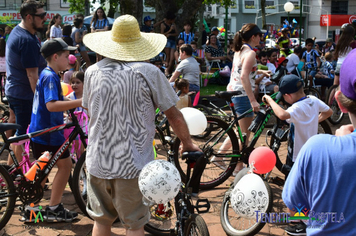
[6,96,33,136]
[165,39,176,49]
[309,69,317,78]
[231,95,254,118]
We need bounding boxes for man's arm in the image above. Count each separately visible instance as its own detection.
[169,70,181,83]
[164,106,200,152]
[26,67,39,93]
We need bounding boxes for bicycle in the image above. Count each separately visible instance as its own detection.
[0,108,87,229]
[144,151,210,236]
[325,84,344,125]
[219,113,291,236]
[300,62,322,99]
[172,91,331,190]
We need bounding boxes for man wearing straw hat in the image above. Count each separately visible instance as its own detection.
[82,14,200,236]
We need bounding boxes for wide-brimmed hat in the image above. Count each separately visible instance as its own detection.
[83,14,167,62]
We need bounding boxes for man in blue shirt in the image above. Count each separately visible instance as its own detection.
[283,49,356,235]
[5,0,47,164]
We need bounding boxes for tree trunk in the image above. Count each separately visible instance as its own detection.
[197,5,205,48]
[119,0,144,24]
[260,0,267,30]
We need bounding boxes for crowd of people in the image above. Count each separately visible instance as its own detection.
[1,0,356,236]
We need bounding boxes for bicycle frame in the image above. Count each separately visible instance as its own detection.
[1,109,87,185]
[206,92,281,164]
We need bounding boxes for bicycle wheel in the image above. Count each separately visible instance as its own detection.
[304,87,321,99]
[144,200,176,236]
[184,214,210,236]
[326,85,344,125]
[173,116,239,190]
[0,104,9,123]
[220,177,273,236]
[0,165,16,230]
[193,104,213,139]
[72,151,89,218]
[318,120,332,134]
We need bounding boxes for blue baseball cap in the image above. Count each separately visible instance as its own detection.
[144,16,152,22]
[211,26,219,32]
[278,74,304,94]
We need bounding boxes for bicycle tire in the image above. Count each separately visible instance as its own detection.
[144,200,176,236]
[173,116,239,190]
[326,85,344,125]
[304,87,321,100]
[319,120,332,134]
[0,165,16,230]
[220,175,273,236]
[184,214,210,236]
[0,104,9,123]
[72,152,88,218]
[193,104,213,139]
[72,152,120,223]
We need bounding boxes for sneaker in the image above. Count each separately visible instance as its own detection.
[43,203,78,222]
[285,222,307,235]
[19,205,44,223]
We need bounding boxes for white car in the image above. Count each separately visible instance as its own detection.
[290,38,304,47]
[265,38,276,48]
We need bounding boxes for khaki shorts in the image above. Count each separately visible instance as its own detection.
[86,174,150,229]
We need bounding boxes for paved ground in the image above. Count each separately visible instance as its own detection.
[0,116,349,236]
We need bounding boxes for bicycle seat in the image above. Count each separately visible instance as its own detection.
[215,91,242,102]
[0,123,21,133]
[182,151,204,162]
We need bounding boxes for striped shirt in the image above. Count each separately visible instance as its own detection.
[83,58,178,179]
[91,18,109,30]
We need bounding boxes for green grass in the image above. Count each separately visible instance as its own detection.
[200,83,227,96]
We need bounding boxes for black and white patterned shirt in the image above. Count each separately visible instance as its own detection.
[83,58,178,179]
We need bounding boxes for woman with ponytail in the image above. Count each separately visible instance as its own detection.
[48,14,62,39]
[212,23,270,174]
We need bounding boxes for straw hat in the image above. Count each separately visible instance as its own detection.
[83,15,167,61]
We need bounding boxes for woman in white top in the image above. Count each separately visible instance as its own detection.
[49,14,63,39]
[213,24,270,174]
[334,24,355,85]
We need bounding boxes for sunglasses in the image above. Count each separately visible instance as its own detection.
[31,12,47,19]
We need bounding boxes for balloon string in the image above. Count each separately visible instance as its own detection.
[248,161,256,174]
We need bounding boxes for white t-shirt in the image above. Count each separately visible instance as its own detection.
[286,53,300,73]
[266,62,276,74]
[50,25,63,38]
[337,46,352,65]
[286,95,330,162]
[175,56,200,87]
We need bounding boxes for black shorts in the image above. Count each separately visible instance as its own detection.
[31,141,70,160]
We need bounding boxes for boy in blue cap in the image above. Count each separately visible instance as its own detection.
[140,15,163,33]
[263,74,332,235]
[282,46,356,236]
[24,38,81,222]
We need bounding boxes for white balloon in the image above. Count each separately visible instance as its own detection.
[180,107,208,135]
[139,160,181,204]
[230,173,269,218]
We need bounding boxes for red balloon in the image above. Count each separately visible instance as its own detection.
[248,147,276,174]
